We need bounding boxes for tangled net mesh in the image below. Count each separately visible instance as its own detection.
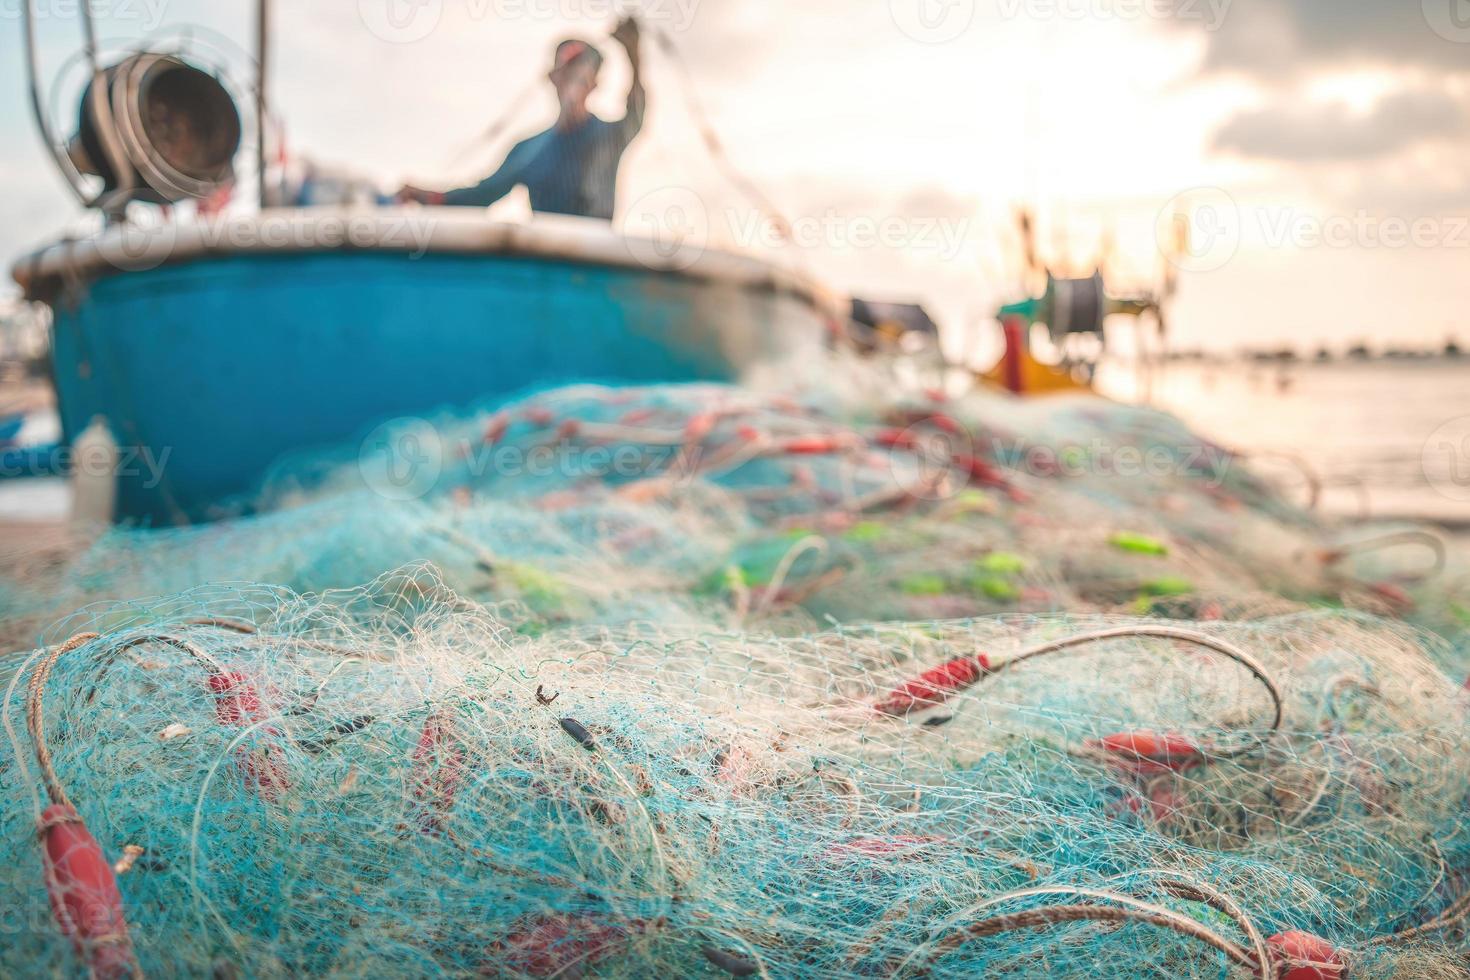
[2,378,1469,978]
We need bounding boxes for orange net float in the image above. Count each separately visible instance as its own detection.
[22,632,141,979]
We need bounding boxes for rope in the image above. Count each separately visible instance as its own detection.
[644,24,798,251]
[990,625,1285,753]
[894,884,1259,973]
[1324,529,1447,584]
[1120,869,1270,971]
[1245,450,1323,512]
[1371,879,1470,946]
[443,75,543,170]
[25,632,102,809]
[752,535,827,618]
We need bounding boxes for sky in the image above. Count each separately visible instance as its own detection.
[0,0,1467,357]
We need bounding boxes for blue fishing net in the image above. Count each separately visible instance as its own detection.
[2,377,1468,978]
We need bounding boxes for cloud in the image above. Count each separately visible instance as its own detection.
[1213,88,1470,162]
[1178,0,1470,79]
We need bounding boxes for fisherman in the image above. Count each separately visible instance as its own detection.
[397,17,644,220]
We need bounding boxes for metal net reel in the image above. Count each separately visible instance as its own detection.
[69,52,242,205]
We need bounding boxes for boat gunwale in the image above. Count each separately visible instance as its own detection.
[11,207,845,317]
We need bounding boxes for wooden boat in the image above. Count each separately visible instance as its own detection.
[11,208,842,523]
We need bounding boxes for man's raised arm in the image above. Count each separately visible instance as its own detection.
[611,16,645,141]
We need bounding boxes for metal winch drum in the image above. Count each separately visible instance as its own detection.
[1043,272,1107,342]
[69,53,242,204]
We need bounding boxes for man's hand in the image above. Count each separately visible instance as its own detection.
[611,15,641,54]
[396,184,445,205]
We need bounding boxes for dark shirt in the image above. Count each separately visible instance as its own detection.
[443,95,645,220]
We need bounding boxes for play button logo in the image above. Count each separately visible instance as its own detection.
[1424,0,1470,42]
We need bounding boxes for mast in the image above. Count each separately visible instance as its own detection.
[20,0,87,204]
[256,0,270,208]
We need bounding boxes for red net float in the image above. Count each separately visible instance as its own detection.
[207,670,289,801]
[1086,731,1204,777]
[779,435,856,456]
[1146,781,1185,824]
[490,915,649,976]
[1365,581,1414,612]
[480,412,510,447]
[1261,931,1346,980]
[823,836,947,861]
[951,453,1010,491]
[875,654,993,716]
[207,670,264,725]
[38,804,138,980]
[683,411,718,445]
[872,427,918,450]
[712,745,755,793]
[1108,781,1185,826]
[924,412,964,436]
[409,711,464,836]
[619,407,655,425]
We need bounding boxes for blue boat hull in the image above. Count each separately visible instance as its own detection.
[45,247,829,523]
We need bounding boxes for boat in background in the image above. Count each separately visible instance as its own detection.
[12,209,841,524]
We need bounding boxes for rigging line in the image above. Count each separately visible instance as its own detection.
[643,22,798,250]
[442,74,545,171]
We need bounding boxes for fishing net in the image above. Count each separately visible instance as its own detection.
[2,376,1469,978]
[4,579,1470,977]
[9,381,1460,655]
